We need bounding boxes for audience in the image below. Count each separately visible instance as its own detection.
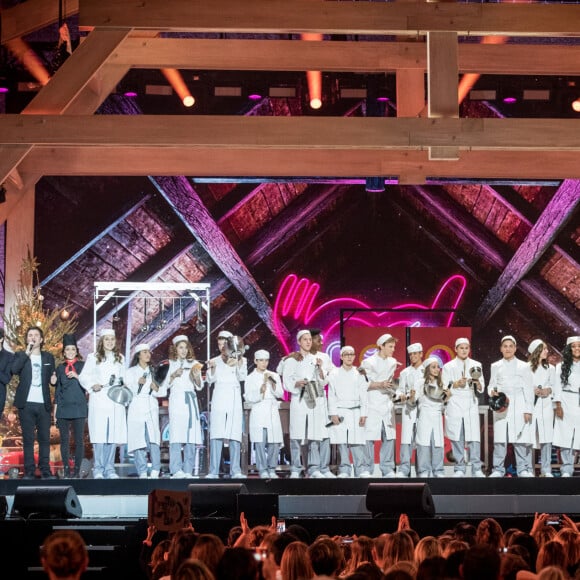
[40,530,88,580]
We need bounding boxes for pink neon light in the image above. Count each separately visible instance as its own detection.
[272,273,467,355]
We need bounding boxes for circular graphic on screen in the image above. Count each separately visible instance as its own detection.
[424,344,455,366]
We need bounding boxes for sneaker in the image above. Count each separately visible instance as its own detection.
[259,471,270,479]
[205,473,219,479]
[359,471,372,478]
[383,471,396,478]
[434,472,446,478]
[231,472,246,479]
[472,470,486,478]
[453,471,465,478]
[289,472,301,479]
[106,472,120,480]
[139,472,148,479]
[561,472,572,478]
[93,472,104,479]
[323,471,337,479]
[395,471,409,478]
[172,470,187,479]
[489,471,503,478]
[418,472,430,478]
[337,472,350,479]
[310,470,324,479]
[542,472,554,478]
[519,471,534,478]
[268,469,279,478]
[150,470,160,479]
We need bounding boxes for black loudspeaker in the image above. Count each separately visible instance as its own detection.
[237,493,279,527]
[11,486,83,519]
[188,483,248,518]
[365,483,435,518]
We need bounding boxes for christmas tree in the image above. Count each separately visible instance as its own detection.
[2,251,78,412]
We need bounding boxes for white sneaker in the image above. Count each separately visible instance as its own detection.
[93,472,104,479]
[268,469,279,478]
[542,472,554,478]
[172,470,187,479]
[561,472,572,478]
[310,470,324,479]
[323,471,337,479]
[359,471,372,478]
[395,471,408,478]
[289,472,301,479]
[472,470,486,478]
[150,470,160,479]
[519,471,534,478]
[259,471,270,479]
[489,471,503,478]
[205,473,219,479]
[106,473,120,480]
[383,471,396,478]
[139,472,148,479]
[231,472,246,479]
[418,472,430,478]
[337,472,350,479]
[453,471,465,478]
[434,472,446,478]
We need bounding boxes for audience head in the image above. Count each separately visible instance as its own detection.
[190,534,225,574]
[416,555,446,580]
[500,552,531,580]
[511,532,539,573]
[414,536,441,566]
[214,547,259,580]
[308,537,345,577]
[382,531,415,570]
[174,558,215,580]
[40,530,88,580]
[536,540,567,573]
[280,541,315,580]
[461,544,501,580]
[476,518,504,552]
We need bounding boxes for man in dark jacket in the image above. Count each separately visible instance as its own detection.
[0,328,14,418]
[12,326,56,479]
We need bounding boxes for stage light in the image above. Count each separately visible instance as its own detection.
[0,87,8,94]
[248,93,263,101]
[303,34,323,110]
[310,98,322,110]
[123,91,138,98]
[572,98,580,113]
[162,68,195,108]
[503,96,517,104]
[365,177,385,193]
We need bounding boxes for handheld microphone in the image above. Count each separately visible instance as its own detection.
[138,371,147,394]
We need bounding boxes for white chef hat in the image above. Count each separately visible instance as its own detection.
[134,343,150,354]
[218,330,233,339]
[254,349,270,360]
[455,337,470,348]
[501,335,517,345]
[172,334,189,345]
[99,328,115,338]
[340,345,355,355]
[296,329,311,341]
[422,356,440,369]
[377,333,393,346]
[407,342,423,354]
[527,338,544,354]
[567,336,580,346]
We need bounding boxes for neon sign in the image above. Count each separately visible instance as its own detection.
[273,273,467,356]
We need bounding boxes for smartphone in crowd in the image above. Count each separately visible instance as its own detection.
[276,519,286,533]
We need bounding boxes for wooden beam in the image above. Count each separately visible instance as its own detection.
[1,0,79,44]
[149,176,291,344]
[3,115,580,151]
[110,38,580,76]
[427,31,459,160]
[20,147,580,180]
[475,180,580,325]
[79,0,580,37]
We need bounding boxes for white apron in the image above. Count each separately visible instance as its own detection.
[244,369,284,443]
[553,361,580,450]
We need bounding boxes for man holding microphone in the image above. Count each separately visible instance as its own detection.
[12,326,56,479]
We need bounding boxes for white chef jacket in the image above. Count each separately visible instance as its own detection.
[530,363,556,446]
[244,369,284,443]
[396,364,422,444]
[553,361,580,450]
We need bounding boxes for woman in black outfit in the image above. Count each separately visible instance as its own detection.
[53,334,87,478]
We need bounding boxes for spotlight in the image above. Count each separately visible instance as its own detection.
[310,98,322,110]
[182,95,195,107]
[572,98,580,113]
[365,177,385,193]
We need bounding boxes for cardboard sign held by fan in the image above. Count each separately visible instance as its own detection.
[148,489,191,531]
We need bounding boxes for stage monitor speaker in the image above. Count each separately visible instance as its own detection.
[237,493,279,527]
[11,486,82,519]
[189,483,248,519]
[365,483,435,518]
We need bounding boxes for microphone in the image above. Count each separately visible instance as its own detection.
[26,342,34,354]
[138,371,147,395]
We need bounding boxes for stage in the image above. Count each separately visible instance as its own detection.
[1,474,578,578]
